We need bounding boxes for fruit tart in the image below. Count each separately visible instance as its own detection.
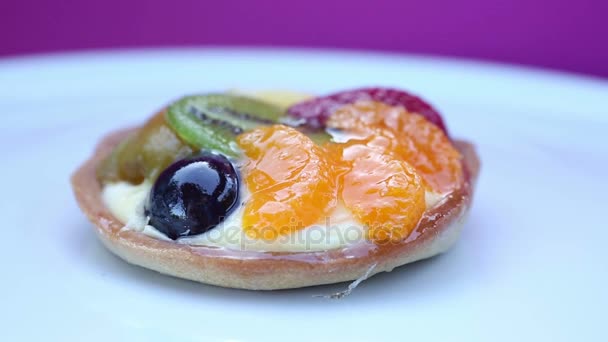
[71,88,480,290]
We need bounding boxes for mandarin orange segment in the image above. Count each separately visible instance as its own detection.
[237,125,336,240]
[327,101,463,193]
[332,142,426,242]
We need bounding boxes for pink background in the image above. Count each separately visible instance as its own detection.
[1,0,607,78]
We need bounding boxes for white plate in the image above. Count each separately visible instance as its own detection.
[1,48,607,341]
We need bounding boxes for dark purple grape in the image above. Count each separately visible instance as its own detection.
[145,152,239,240]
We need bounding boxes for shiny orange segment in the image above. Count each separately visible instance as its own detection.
[237,125,336,240]
[327,101,463,193]
[238,102,461,243]
[328,139,426,242]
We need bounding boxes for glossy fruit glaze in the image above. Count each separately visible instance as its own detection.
[327,101,462,193]
[238,101,461,243]
[328,138,426,242]
[237,125,336,240]
[97,110,194,184]
[145,152,240,240]
[98,89,464,244]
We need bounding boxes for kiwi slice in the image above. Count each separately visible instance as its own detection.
[166,94,285,157]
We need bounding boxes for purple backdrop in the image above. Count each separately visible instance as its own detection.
[1,0,607,78]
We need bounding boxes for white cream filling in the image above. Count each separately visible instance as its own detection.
[102,181,445,252]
